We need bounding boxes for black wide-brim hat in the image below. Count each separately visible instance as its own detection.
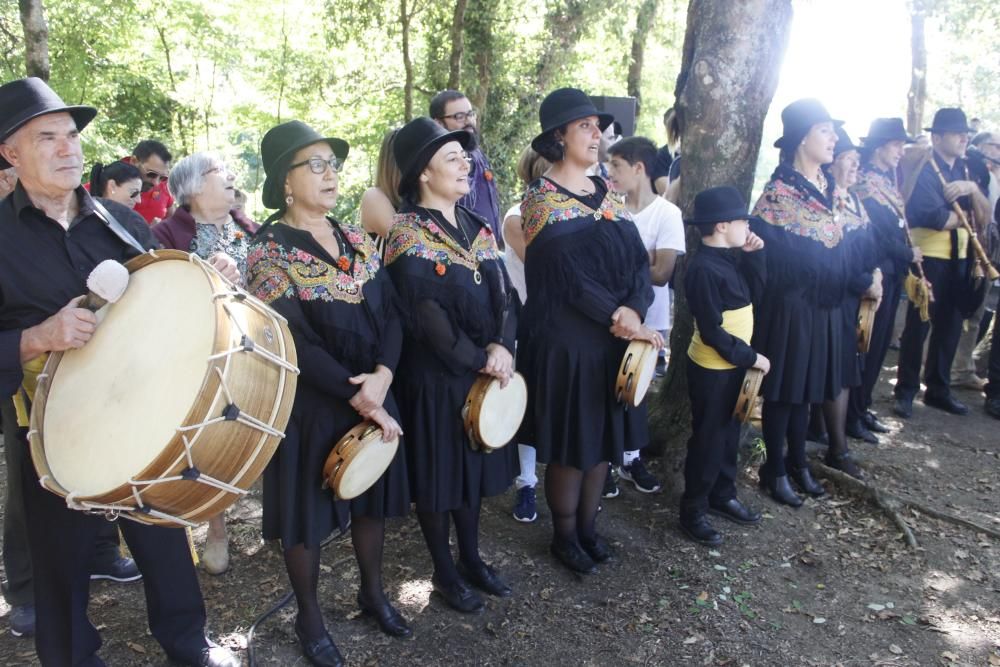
[531,87,614,154]
[393,116,474,197]
[773,98,843,149]
[0,77,97,169]
[260,120,349,210]
[924,107,972,134]
[833,126,861,157]
[861,117,914,148]
[685,185,760,227]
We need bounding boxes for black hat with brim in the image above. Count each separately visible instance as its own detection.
[924,107,972,134]
[773,98,843,149]
[0,77,97,169]
[531,87,614,154]
[393,116,474,198]
[861,117,914,148]
[833,126,862,157]
[685,185,760,227]
[260,120,349,210]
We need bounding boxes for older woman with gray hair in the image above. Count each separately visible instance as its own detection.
[153,152,258,574]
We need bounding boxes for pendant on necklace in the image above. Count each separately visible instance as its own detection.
[473,270,482,285]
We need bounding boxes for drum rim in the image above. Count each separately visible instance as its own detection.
[465,372,526,452]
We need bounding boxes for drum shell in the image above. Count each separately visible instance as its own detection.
[732,368,764,423]
[322,421,398,500]
[615,341,657,407]
[857,298,877,354]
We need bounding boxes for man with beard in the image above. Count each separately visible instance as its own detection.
[125,139,174,224]
[431,90,502,245]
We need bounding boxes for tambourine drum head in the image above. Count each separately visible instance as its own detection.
[477,373,527,449]
[336,433,399,500]
[43,260,215,497]
[631,346,657,406]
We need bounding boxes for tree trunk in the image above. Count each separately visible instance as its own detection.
[647,0,793,476]
[401,0,414,121]
[18,0,49,81]
[535,0,601,93]
[464,0,495,119]
[626,0,660,116]
[906,2,927,136]
[447,0,468,91]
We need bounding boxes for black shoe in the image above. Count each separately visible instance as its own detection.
[708,498,762,525]
[845,419,879,444]
[579,534,613,563]
[90,556,142,583]
[357,592,412,639]
[294,623,344,667]
[826,452,864,479]
[893,397,913,418]
[619,459,662,493]
[432,575,485,613]
[862,411,890,433]
[9,604,34,638]
[985,397,1000,420]
[457,560,512,598]
[549,540,597,574]
[679,515,722,546]
[601,467,619,498]
[788,465,826,498]
[923,393,969,415]
[758,474,803,508]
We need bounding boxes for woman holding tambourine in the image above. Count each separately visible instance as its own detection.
[517,88,657,575]
[384,117,518,614]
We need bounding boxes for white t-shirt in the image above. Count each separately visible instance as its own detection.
[631,196,685,331]
[501,203,527,305]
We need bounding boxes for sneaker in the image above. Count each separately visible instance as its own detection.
[512,486,538,523]
[9,604,35,637]
[619,459,662,493]
[602,467,620,498]
[91,556,142,583]
[654,357,667,378]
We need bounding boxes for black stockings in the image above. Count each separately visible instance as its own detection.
[351,515,386,606]
[416,499,483,585]
[761,401,809,478]
[544,461,607,545]
[822,388,850,458]
[283,543,323,639]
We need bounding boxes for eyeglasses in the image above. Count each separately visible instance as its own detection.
[439,109,477,123]
[289,156,344,175]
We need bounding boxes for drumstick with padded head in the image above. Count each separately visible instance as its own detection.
[82,260,130,312]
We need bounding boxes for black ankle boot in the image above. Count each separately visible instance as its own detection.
[826,451,863,479]
[788,465,826,498]
[759,474,803,508]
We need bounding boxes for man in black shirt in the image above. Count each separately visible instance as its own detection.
[0,77,238,667]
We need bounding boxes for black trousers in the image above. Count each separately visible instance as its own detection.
[680,363,743,517]
[2,401,125,608]
[848,271,904,421]
[18,433,209,666]
[987,298,1000,399]
[895,257,968,401]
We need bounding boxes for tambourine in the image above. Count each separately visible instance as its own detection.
[615,340,658,407]
[857,297,877,354]
[322,421,399,500]
[462,372,527,453]
[732,368,764,424]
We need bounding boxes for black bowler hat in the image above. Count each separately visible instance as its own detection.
[0,77,97,169]
[531,87,614,154]
[773,98,843,149]
[924,108,972,134]
[685,186,759,227]
[861,117,914,148]
[833,127,861,157]
[260,120,349,210]
[393,116,473,197]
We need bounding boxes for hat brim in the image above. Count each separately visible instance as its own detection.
[262,136,350,209]
[861,134,916,147]
[0,105,97,169]
[397,129,474,197]
[773,118,844,148]
[924,125,973,134]
[531,109,614,154]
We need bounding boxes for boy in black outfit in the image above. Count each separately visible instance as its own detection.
[680,186,769,546]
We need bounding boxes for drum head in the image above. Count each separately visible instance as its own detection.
[476,373,527,449]
[336,432,399,500]
[42,259,216,496]
[630,344,657,406]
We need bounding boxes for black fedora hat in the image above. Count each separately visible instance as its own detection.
[861,117,914,147]
[393,116,473,197]
[685,186,758,227]
[0,77,97,169]
[531,87,614,154]
[924,108,972,134]
[833,126,861,157]
[260,120,349,210]
[773,98,843,149]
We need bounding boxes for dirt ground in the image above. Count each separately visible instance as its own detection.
[1,349,999,667]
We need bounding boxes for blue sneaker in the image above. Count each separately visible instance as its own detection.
[512,486,537,523]
[10,604,34,637]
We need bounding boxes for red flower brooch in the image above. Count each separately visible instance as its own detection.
[435,262,447,276]
[601,209,614,220]
[338,256,351,271]
[484,170,494,182]
[234,231,244,240]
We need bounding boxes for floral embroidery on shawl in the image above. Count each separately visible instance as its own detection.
[520,178,631,246]
[383,211,500,271]
[833,190,871,233]
[752,177,843,248]
[853,168,905,219]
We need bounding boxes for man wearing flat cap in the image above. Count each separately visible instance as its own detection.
[0,77,239,667]
[895,107,992,419]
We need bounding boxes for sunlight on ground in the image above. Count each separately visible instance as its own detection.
[395,578,432,613]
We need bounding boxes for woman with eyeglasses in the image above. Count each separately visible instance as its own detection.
[384,117,517,613]
[245,121,411,666]
[88,160,143,209]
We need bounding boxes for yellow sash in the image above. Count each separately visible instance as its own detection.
[910,227,968,260]
[687,305,753,370]
[12,354,48,428]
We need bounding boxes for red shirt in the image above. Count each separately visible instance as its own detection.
[133,180,173,225]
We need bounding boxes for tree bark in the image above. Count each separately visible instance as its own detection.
[18,0,49,81]
[626,0,660,116]
[647,0,793,474]
[464,0,495,118]
[447,0,468,91]
[401,0,415,121]
[906,2,928,136]
[535,0,601,93]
